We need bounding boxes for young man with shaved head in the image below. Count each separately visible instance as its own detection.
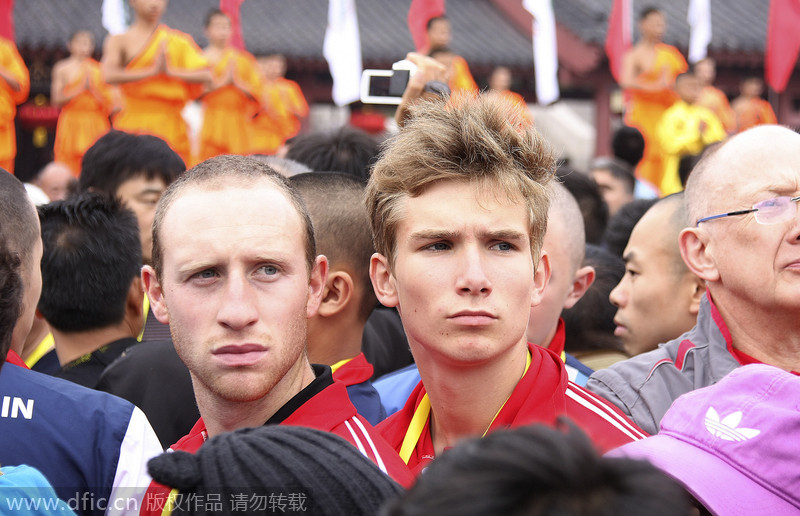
[140,156,411,514]
[588,125,800,435]
[608,193,705,357]
[369,93,645,475]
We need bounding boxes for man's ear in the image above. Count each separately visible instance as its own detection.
[563,265,596,310]
[531,251,551,308]
[679,227,719,282]
[141,265,170,324]
[688,274,707,315]
[306,255,329,318]
[370,253,399,309]
[125,276,146,335]
[317,270,354,318]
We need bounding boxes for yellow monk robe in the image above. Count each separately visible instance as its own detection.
[0,37,29,174]
[735,98,777,133]
[54,59,112,176]
[656,100,725,195]
[113,26,207,166]
[198,48,261,162]
[450,55,478,95]
[623,43,687,190]
[251,77,308,155]
[697,85,735,134]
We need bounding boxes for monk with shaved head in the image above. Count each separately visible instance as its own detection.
[588,125,800,434]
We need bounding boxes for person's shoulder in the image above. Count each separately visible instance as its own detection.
[565,381,649,443]
[163,25,201,47]
[589,340,681,388]
[4,363,131,402]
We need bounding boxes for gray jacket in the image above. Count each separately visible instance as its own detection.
[586,295,739,435]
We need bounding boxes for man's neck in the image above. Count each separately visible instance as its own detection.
[418,341,529,455]
[306,317,363,366]
[130,18,160,35]
[197,359,317,438]
[20,319,51,361]
[52,324,135,366]
[714,293,800,372]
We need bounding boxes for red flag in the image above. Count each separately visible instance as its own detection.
[220,0,245,50]
[766,0,800,93]
[408,0,445,52]
[0,0,14,41]
[605,0,631,82]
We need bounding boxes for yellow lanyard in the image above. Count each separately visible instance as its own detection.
[330,357,352,374]
[161,488,179,516]
[398,350,532,464]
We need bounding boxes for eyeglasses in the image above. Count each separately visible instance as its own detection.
[696,195,800,226]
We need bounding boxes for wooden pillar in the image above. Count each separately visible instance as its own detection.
[595,79,612,157]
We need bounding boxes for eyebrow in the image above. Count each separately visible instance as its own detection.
[408,228,529,242]
[621,251,635,264]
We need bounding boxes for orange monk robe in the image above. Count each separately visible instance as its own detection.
[696,85,735,134]
[198,48,261,162]
[735,98,777,133]
[251,77,308,155]
[0,38,30,174]
[54,59,113,176]
[450,55,478,95]
[623,43,687,190]
[497,90,533,126]
[113,26,208,166]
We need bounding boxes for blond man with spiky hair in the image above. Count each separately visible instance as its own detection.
[368,93,646,475]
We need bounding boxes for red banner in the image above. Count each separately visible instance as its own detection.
[220,0,245,50]
[408,0,445,52]
[605,0,630,82]
[765,0,800,93]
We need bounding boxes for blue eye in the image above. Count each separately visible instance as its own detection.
[426,242,450,251]
[260,265,278,275]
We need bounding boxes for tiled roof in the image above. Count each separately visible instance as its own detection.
[552,0,768,54]
[13,0,774,76]
[15,0,535,67]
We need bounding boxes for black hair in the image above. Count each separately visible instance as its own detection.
[612,126,646,168]
[291,172,377,322]
[381,422,692,516]
[78,130,185,197]
[602,198,658,257]
[0,172,39,268]
[38,192,141,332]
[639,7,662,20]
[562,244,626,354]
[591,157,636,195]
[0,234,23,368]
[556,166,608,245]
[426,15,448,31]
[204,8,227,28]
[285,126,379,183]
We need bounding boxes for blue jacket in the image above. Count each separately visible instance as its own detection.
[0,362,163,516]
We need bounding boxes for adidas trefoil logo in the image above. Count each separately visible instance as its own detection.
[704,407,761,442]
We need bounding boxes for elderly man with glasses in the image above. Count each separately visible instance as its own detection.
[587,125,800,435]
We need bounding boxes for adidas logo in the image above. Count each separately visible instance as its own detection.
[704,407,760,442]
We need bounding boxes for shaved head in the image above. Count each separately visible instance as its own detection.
[685,126,797,225]
[646,193,689,274]
[547,182,586,276]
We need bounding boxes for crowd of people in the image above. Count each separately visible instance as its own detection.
[0,1,798,515]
